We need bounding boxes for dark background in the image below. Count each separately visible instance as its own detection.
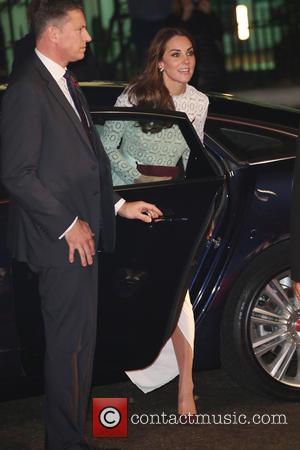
[1,0,300,90]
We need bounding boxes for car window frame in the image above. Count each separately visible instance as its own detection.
[91,107,219,189]
[206,115,298,165]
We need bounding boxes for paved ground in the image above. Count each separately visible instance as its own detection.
[0,369,298,450]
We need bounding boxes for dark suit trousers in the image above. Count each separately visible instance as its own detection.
[33,260,99,450]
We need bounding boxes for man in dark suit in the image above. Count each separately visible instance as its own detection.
[0,1,161,449]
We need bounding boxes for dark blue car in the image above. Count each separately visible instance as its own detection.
[1,83,299,401]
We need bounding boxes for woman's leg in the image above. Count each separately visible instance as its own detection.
[172,325,197,414]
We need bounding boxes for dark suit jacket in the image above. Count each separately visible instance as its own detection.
[291,133,300,280]
[1,54,118,267]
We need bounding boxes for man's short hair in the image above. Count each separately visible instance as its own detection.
[31,0,83,38]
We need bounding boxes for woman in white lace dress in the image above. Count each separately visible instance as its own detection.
[101,28,209,415]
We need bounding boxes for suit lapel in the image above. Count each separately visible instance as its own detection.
[33,56,95,156]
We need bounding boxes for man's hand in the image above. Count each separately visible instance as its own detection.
[64,219,95,266]
[293,281,300,300]
[118,201,163,223]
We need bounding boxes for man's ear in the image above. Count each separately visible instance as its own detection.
[48,25,60,43]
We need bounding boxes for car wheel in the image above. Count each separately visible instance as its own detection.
[221,241,300,400]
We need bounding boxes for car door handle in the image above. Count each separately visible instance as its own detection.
[146,207,188,225]
[151,216,189,224]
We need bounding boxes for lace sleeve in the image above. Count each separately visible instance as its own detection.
[193,95,209,144]
[101,93,140,185]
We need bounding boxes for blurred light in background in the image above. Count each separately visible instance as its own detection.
[236,4,250,40]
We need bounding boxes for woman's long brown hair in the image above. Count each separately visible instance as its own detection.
[127,27,196,111]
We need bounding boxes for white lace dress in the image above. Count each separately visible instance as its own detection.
[102,85,209,393]
[101,84,209,186]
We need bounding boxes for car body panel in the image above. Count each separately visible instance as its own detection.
[0,83,299,398]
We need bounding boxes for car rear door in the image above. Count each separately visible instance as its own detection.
[93,109,225,372]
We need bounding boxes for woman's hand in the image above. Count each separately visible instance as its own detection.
[134,174,172,184]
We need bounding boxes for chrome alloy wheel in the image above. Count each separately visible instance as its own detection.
[250,271,300,387]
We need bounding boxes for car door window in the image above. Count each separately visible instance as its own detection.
[206,119,297,164]
[94,112,215,186]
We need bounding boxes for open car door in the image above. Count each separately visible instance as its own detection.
[93,108,225,373]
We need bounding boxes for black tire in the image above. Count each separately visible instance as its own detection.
[221,240,300,400]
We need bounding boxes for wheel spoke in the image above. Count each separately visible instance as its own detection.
[252,329,290,349]
[251,307,288,326]
[263,282,293,318]
[277,276,300,311]
[254,334,288,357]
[269,341,297,380]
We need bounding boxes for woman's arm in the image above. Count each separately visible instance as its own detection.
[100,92,141,185]
[194,94,209,144]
